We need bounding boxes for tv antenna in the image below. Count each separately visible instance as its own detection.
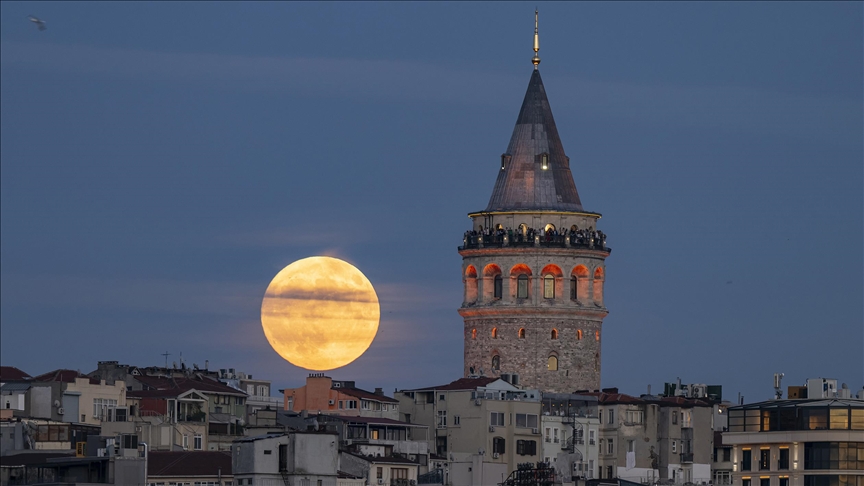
[161,351,171,369]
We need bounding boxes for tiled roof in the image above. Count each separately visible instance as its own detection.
[338,387,398,403]
[0,366,32,382]
[483,69,586,213]
[33,369,99,384]
[405,377,498,392]
[583,391,714,408]
[148,451,232,477]
[134,375,246,396]
[582,391,645,405]
[0,452,75,466]
[344,451,419,466]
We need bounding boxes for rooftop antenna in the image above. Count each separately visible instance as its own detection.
[773,373,785,399]
[161,351,170,369]
[532,9,541,69]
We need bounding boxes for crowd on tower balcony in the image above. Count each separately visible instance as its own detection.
[461,226,607,250]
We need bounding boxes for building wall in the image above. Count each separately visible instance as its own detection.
[66,377,127,425]
[284,376,399,420]
[460,241,608,393]
[2,391,26,410]
[233,433,339,486]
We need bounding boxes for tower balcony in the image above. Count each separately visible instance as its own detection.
[460,228,610,253]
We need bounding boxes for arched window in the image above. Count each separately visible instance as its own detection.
[471,329,477,340]
[570,276,577,300]
[518,328,526,339]
[551,329,558,340]
[544,223,556,233]
[494,275,503,299]
[595,330,600,341]
[491,327,498,339]
[576,329,583,340]
[517,274,529,299]
[547,356,558,371]
[492,355,500,371]
[543,274,555,299]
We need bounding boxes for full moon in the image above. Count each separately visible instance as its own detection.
[260,256,380,370]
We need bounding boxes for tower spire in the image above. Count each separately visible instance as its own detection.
[532,9,541,69]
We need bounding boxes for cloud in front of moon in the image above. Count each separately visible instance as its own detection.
[261,256,380,370]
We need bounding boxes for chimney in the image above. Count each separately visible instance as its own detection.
[374,388,384,396]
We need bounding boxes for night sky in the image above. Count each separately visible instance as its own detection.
[1,2,861,402]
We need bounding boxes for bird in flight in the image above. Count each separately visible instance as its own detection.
[28,15,46,31]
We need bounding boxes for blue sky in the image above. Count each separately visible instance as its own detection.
[1,2,861,402]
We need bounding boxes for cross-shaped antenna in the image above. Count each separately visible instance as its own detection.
[161,351,171,369]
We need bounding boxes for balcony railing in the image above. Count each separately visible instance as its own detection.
[460,229,609,252]
[681,452,694,463]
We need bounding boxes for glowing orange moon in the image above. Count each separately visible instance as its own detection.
[260,256,380,370]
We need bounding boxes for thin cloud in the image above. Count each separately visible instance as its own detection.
[1,41,856,143]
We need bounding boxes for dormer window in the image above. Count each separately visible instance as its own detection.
[541,153,549,170]
[501,154,511,171]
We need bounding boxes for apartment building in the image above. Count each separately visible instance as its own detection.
[283,374,400,420]
[232,431,339,486]
[539,393,600,481]
[724,396,864,486]
[396,377,542,486]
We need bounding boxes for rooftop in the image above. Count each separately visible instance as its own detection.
[134,375,247,397]
[148,451,232,477]
[403,377,499,392]
[33,369,100,385]
[0,366,32,382]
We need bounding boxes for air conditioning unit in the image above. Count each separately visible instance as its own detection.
[474,398,482,406]
[489,426,495,432]
[329,399,335,405]
[532,428,539,434]
[378,479,385,485]
[57,408,65,415]
[493,452,500,459]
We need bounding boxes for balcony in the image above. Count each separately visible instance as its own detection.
[680,452,694,463]
[460,228,609,252]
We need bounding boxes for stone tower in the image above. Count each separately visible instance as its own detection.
[459,24,610,394]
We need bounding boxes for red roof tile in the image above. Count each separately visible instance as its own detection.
[148,451,232,477]
[0,366,32,381]
[32,369,98,384]
[406,377,499,392]
[338,387,398,403]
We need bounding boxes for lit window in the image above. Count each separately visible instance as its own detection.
[577,329,583,340]
[518,328,526,339]
[491,327,498,338]
[551,329,558,340]
[541,153,549,170]
[543,275,555,299]
[517,274,529,298]
[472,329,477,339]
[547,356,558,371]
[595,330,600,341]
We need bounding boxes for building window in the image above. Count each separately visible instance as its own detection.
[547,356,558,371]
[437,410,446,429]
[543,275,554,298]
[377,467,383,479]
[494,275,503,299]
[608,409,615,424]
[779,448,789,469]
[608,438,614,455]
[672,441,677,453]
[673,412,678,424]
[589,430,596,445]
[492,355,500,371]
[454,415,460,426]
[577,329,583,340]
[742,449,752,471]
[625,410,644,424]
[182,434,189,449]
[724,448,731,462]
[628,440,635,453]
[515,413,538,428]
[779,478,788,486]
[193,434,202,450]
[392,468,408,480]
[551,329,558,340]
[541,153,549,170]
[760,449,771,470]
[517,274,529,298]
[743,479,751,486]
[606,466,613,479]
[490,412,505,427]
[472,329,477,339]
[760,478,770,486]
[595,330,600,341]
[518,328,526,339]
[492,327,498,338]
[570,276,577,300]
[493,437,506,454]
[517,439,537,456]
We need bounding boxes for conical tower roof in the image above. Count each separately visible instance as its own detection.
[484,69,584,212]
